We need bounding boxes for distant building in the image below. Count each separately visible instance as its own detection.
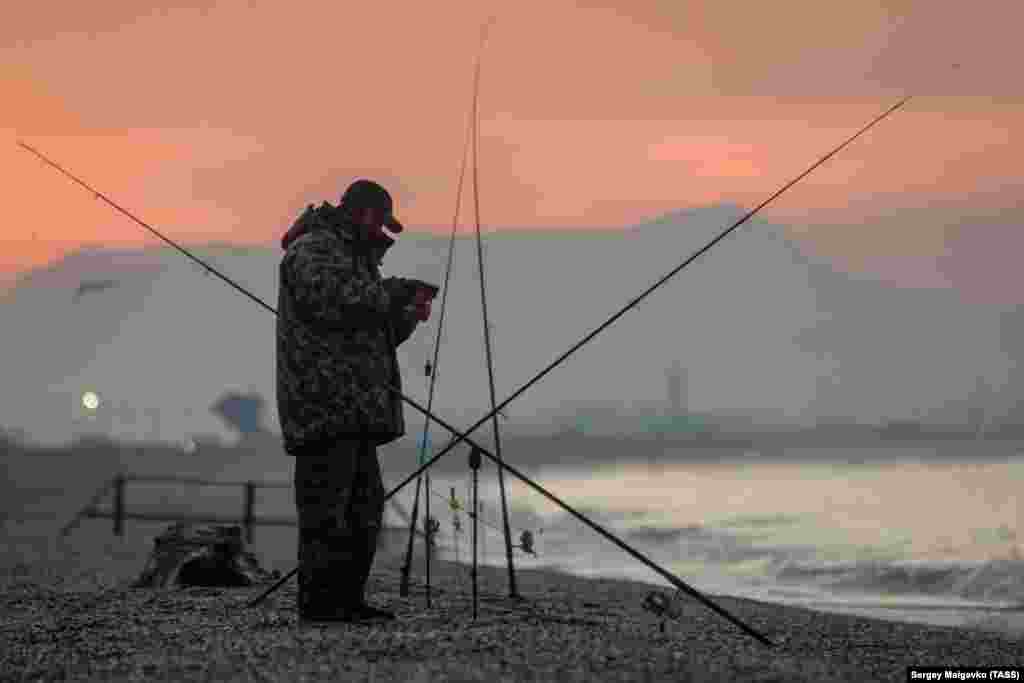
[666,362,685,416]
[641,413,712,437]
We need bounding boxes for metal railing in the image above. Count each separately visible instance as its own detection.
[60,474,293,543]
[60,473,418,543]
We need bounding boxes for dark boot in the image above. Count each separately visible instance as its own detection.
[348,603,395,621]
[302,533,393,626]
[318,524,394,621]
[299,536,389,624]
[300,605,394,624]
[352,523,380,602]
[297,531,337,619]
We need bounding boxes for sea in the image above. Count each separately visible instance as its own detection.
[418,445,1024,636]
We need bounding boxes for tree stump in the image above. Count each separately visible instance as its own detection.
[133,522,280,588]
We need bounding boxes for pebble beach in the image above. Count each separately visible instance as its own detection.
[2,535,1022,683]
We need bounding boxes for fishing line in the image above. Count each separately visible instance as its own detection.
[418,477,538,543]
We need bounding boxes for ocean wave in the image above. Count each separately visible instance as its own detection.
[775,558,1024,604]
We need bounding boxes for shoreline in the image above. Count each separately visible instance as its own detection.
[3,545,1022,682]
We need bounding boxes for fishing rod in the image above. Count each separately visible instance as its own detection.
[398,17,508,606]
[17,141,775,648]
[467,17,520,602]
[377,94,914,504]
[398,150,464,605]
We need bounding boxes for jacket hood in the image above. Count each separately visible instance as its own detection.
[281,202,397,252]
[281,202,395,266]
[281,202,357,250]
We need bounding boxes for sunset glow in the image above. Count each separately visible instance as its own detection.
[3,1,1021,300]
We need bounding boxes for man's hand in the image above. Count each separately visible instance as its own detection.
[411,286,433,321]
[413,298,432,322]
[385,277,437,323]
[407,279,437,322]
[406,279,439,301]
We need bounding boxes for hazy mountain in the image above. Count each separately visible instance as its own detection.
[0,205,1016,448]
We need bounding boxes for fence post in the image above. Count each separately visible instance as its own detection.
[244,481,255,544]
[113,474,125,537]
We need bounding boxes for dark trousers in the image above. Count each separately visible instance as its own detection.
[293,439,385,612]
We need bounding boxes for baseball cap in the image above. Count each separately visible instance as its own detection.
[340,179,404,233]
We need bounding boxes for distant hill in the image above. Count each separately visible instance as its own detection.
[0,205,1017,447]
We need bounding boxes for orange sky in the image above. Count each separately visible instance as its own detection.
[2,0,1021,299]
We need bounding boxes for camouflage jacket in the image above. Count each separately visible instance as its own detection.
[276,202,420,454]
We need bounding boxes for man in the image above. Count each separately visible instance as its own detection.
[277,179,436,623]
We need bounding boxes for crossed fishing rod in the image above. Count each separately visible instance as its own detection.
[18,91,910,649]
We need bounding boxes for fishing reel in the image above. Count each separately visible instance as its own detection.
[517,529,537,556]
[642,591,673,617]
[424,516,441,547]
[642,590,684,633]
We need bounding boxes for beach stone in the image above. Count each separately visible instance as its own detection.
[132,523,279,588]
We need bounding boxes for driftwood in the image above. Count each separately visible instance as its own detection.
[133,523,280,588]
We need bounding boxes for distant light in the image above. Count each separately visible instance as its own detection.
[183,438,197,455]
[82,391,100,411]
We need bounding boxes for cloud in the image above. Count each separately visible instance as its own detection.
[3,0,1023,291]
[602,0,1022,98]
